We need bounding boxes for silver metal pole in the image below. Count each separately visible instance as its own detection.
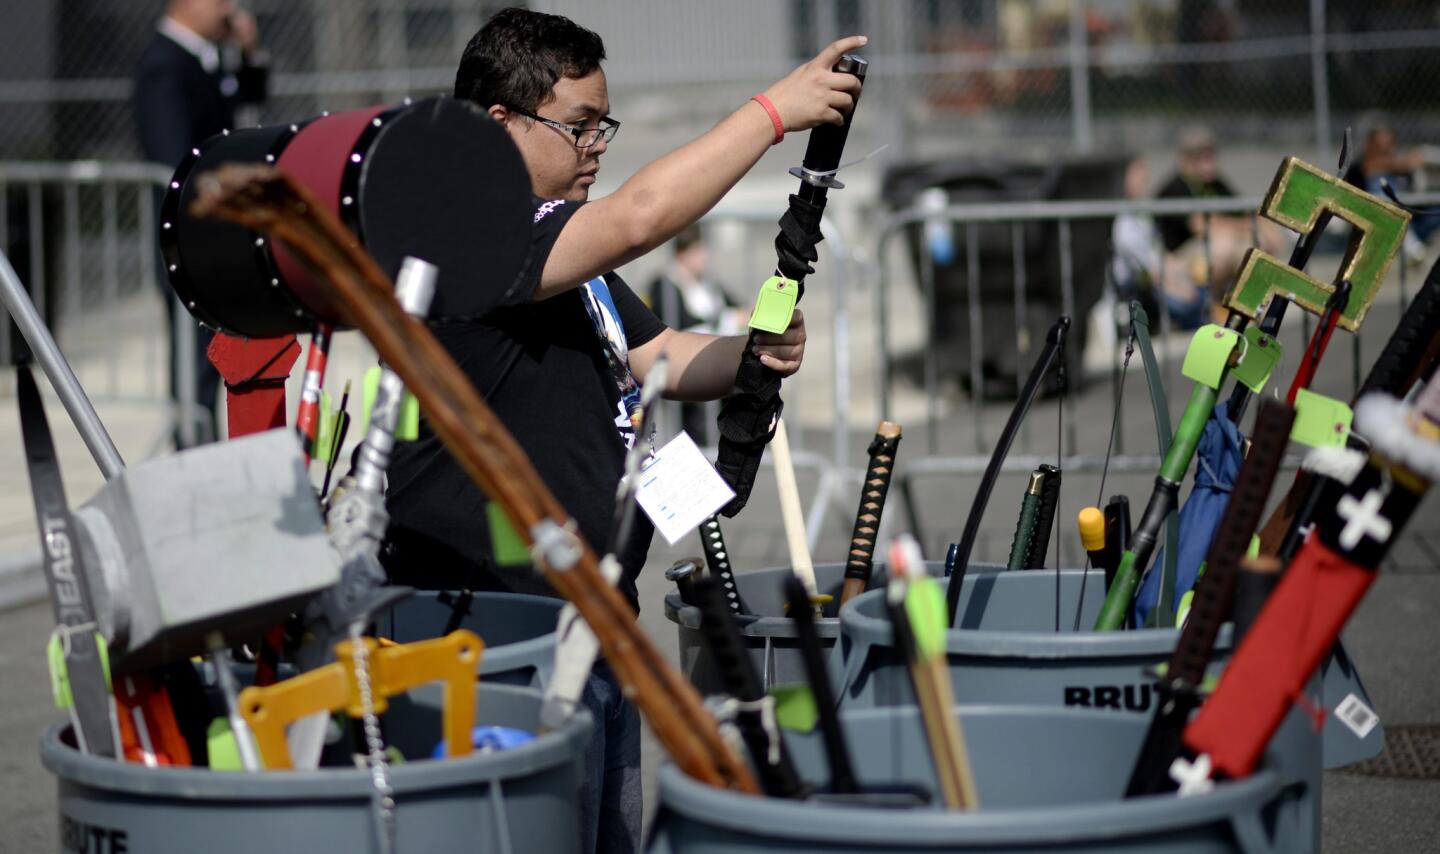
[1310,0,1332,163]
[175,295,199,448]
[0,249,125,479]
[1069,0,1094,154]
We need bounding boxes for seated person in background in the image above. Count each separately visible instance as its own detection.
[1112,157,1223,329]
[1153,127,1287,320]
[1344,121,1438,265]
[647,225,744,444]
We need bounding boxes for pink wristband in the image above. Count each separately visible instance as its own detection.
[751,94,784,145]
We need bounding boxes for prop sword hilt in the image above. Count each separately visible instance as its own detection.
[840,421,902,606]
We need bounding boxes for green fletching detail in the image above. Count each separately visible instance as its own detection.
[905,575,949,658]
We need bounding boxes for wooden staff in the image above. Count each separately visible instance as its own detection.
[190,164,757,793]
[772,418,823,609]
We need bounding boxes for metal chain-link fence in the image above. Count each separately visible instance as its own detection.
[3,1,1439,161]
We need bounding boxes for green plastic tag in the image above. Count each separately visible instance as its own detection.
[747,276,799,335]
[47,631,111,709]
[206,718,243,771]
[1181,325,1240,389]
[1246,534,1261,559]
[1232,328,1283,393]
[1291,388,1353,448]
[361,365,421,441]
[771,683,819,732]
[486,502,532,567]
[904,575,949,659]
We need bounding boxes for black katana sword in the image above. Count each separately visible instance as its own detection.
[714,54,867,516]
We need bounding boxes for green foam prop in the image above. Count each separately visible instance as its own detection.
[486,501,532,567]
[206,718,244,771]
[361,365,421,441]
[771,683,819,732]
[1181,325,1240,390]
[905,575,949,659]
[1225,157,1408,331]
[313,390,335,463]
[47,631,111,709]
[748,275,799,334]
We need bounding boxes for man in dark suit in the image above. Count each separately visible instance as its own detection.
[134,0,269,444]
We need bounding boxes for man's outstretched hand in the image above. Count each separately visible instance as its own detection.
[762,36,867,133]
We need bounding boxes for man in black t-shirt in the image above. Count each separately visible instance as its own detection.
[1154,126,1237,253]
[383,8,865,853]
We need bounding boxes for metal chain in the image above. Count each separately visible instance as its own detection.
[349,621,396,854]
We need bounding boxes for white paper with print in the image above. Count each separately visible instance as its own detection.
[631,431,734,545]
[1334,693,1380,740]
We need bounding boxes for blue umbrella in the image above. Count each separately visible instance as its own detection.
[1134,400,1245,626]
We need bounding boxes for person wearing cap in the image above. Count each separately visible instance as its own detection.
[1154,126,1237,253]
[383,8,863,853]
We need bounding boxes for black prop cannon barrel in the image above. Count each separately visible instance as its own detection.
[161,97,533,337]
[715,55,867,516]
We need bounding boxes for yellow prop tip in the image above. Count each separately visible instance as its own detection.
[1078,507,1106,551]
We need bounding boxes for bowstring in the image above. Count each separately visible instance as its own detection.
[1073,321,1135,631]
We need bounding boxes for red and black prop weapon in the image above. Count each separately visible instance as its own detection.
[945,316,1070,623]
[190,163,758,793]
[839,420,903,606]
[1124,398,1295,796]
[1181,373,1440,784]
[714,55,867,516]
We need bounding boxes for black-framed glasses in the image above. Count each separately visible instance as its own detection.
[508,106,620,148]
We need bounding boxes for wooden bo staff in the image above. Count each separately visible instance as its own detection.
[839,421,902,606]
[190,164,758,794]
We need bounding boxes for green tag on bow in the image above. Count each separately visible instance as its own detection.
[904,575,949,659]
[771,683,819,732]
[748,275,799,334]
[1232,328,1283,393]
[361,366,421,441]
[486,501,532,566]
[1291,388,1353,448]
[1181,325,1241,389]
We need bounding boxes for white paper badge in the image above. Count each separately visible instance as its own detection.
[1334,693,1380,740]
[631,431,735,545]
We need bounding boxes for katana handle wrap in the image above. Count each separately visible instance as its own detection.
[1024,464,1062,569]
[840,421,903,606]
[691,575,805,798]
[1123,399,1294,797]
[946,316,1070,623]
[715,55,867,516]
[1006,491,1041,571]
[699,514,748,615]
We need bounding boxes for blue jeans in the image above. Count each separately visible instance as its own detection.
[578,661,641,854]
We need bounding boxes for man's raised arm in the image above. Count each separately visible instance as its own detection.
[536,36,866,299]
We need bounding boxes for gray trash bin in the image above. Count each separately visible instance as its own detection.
[41,682,590,854]
[664,561,961,694]
[378,591,562,689]
[648,704,1310,853]
[834,567,1381,769]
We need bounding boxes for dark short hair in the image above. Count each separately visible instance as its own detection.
[454,7,606,113]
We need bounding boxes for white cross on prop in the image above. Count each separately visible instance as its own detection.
[1337,490,1393,551]
[1169,754,1216,796]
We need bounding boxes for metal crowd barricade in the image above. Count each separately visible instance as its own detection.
[0,160,202,449]
[872,191,1440,545]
